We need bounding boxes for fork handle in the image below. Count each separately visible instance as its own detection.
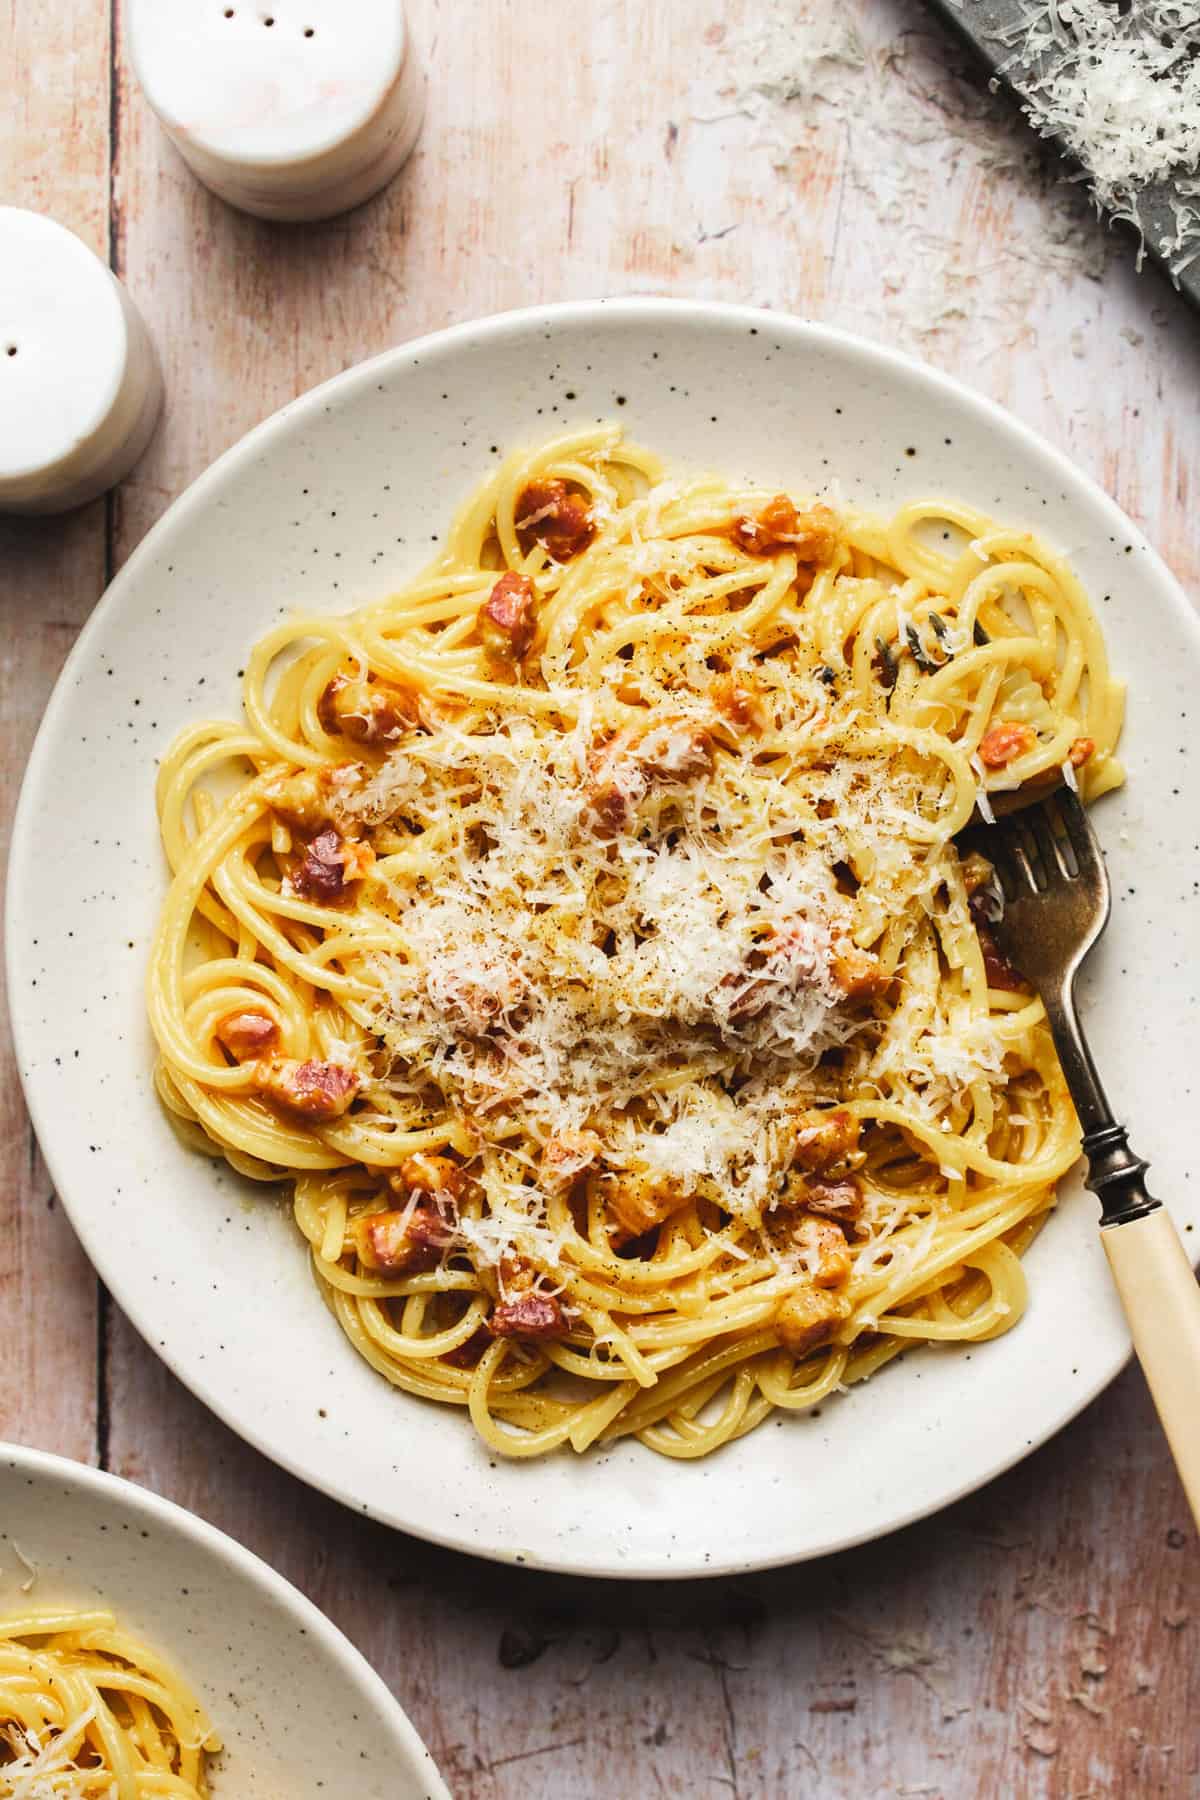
[1101,1208,1200,1531]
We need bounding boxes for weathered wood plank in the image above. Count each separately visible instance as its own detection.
[0,1,111,1457]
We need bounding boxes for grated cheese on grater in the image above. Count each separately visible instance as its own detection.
[991,0,1200,276]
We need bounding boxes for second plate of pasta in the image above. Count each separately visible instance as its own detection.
[0,1444,448,1797]
[9,302,1200,1574]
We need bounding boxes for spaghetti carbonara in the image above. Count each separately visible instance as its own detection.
[0,1607,218,1796]
[148,426,1124,1459]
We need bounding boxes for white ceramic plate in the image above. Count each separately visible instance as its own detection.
[0,1443,448,1796]
[9,301,1200,1578]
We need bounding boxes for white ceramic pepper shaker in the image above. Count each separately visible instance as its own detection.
[0,208,163,517]
[128,0,425,223]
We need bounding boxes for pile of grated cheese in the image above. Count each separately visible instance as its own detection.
[343,596,1003,1235]
[359,710,856,1217]
[1,1710,102,1799]
[992,0,1200,275]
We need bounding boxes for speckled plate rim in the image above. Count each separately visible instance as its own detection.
[0,1440,450,1796]
[7,298,1200,1580]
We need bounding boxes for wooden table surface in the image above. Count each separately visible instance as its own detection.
[3,2,1198,1794]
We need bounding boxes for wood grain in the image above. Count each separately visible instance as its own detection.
[4,0,1200,1794]
[0,0,109,1459]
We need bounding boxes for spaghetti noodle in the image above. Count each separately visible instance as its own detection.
[148,425,1124,1459]
[0,1606,218,1797]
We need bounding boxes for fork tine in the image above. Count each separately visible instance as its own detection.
[1009,814,1046,891]
[1028,802,1072,883]
[1056,786,1104,876]
[985,837,1015,901]
[984,818,1024,894]
[986,835,1020,901]
[1006,830,1039,896]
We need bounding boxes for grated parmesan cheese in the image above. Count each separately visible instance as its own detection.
[1,1707,100,1799]
[992,0,1200,276]
[4,1539,38,1596]
[688,0,1122,359]
[340,614,1014,1270]
[359,697,882,1223]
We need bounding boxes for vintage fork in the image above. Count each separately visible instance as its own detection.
[984,788,1200,1529]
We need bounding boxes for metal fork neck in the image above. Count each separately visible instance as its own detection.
[1079,1123,1159,1228]
[1042,987,1161,1229]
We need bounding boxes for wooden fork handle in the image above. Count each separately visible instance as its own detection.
[1101,1208,1200,1531]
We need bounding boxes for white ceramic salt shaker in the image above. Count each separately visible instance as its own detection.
[0,208,163,517]
[128,0,425,223]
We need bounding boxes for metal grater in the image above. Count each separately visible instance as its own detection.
[923,0,1200,314]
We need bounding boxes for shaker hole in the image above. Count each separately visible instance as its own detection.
[263,13,275,23]
[304,25,315,35]
[5,345,17,358]
[224,6,234,15]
